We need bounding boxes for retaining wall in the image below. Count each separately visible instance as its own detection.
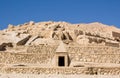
[1,67,120,75]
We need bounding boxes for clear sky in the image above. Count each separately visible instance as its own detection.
[0,0,120,30]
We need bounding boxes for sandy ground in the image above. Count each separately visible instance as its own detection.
[0,74,120,78]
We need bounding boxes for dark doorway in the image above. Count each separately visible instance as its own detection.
[58,56,65,66]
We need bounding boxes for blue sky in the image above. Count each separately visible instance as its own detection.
[0,0,120,30]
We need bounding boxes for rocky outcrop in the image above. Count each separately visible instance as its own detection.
[51,31,72,40]
[30,38,56,45]
[16,34,31,45]
[0,43,13,51]
[0,21,120,48]
[25,35,39,45]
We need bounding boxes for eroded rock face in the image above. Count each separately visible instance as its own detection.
[51,31,72,41]
[76,35,89,44]
[0,43,13,51]
[0,21,120,50]
[16,35,31,45]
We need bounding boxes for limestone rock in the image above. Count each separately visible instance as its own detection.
[25,35,39,45]
[76,35,89,44]
[1,21,120,47]
[8,24,14,29]
[29,21,35,26]
[51,31,72,41]
[16,34,31,45]
[31,38,56,45]
[0,43,13,51]
[47,24,59,30]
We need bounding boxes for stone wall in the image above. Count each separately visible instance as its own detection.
[0,44,120,67]
[1,67,120,75]
[0,45,57,65]
[0,52,53,64]
[0,44,120,75]
[27,45,57,54]
[67,45,120,64]
[1,67,87,74]
[105,42,119,47]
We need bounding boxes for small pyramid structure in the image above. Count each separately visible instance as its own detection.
[56,41,67,52]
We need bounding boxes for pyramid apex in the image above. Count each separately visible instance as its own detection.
[56,41,67,53]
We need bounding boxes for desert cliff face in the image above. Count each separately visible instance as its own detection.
[0,21,120,51]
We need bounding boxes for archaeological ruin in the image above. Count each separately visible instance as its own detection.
[0,21,120,75]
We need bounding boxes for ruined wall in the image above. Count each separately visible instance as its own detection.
[0,52,53,64]
[0,44,120,75]
[25,44,120,64]
[1,67,120,75]
[0,45,57,65]
[0,44,120,65]
[27,45,57,54]
[105,42,119,47]
[67,45,120,64]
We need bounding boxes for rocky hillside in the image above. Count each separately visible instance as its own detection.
[0,21,120,51]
